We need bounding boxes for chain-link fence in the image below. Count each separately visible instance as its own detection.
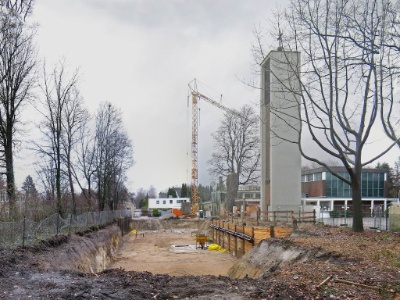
[0,209,131,248]
[316,204,388,230]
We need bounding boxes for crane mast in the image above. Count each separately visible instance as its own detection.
[188,79,241,215]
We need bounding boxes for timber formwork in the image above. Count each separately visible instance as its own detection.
[210,219,293,257]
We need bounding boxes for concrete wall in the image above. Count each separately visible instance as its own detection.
[260,50,302,211]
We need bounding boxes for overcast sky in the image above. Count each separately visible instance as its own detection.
[16,0,284,194]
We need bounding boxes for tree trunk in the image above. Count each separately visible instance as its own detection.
[5,140,16,219]
[56,143,62,216]
[351,169,364,232]
[67,150,76,215]
[226,173,239,213]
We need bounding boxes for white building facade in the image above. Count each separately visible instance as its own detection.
[148,197,190,211]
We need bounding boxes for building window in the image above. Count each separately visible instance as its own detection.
[163,200,166,204]
[156,200,159,204]
[170,200,173,204]
[326,171,385,198]
[307,174,313,182]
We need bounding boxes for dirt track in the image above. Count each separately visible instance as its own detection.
[109,229,237,276]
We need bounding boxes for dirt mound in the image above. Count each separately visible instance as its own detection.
[229,238,351,279]
[1,267,312,299]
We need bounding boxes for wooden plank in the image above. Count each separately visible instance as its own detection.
[274,228,293,238]
[253,226,271,245]
[244,226,253,236]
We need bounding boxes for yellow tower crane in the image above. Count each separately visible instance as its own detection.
[188,79,243,215]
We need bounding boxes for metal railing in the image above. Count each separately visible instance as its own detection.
[220,210,316,226]
[316,204,388,230]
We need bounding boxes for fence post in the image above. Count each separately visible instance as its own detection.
[313,209,316,224]
[234,224,237,256]
[22,215,26,248]
[227,222,230,251]
[293,218,298,230]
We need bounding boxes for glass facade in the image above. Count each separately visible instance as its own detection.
[325,172,385,198]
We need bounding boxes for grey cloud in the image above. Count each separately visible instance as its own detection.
[81,0,273,34]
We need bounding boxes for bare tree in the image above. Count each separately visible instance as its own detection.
[255,0,400,231]
[1,0,34,20]
[208,105,260,211]
[94,102,133,211]
[148,185,157,198]
[35,60,79,215]
[72,114,96,210]
[0,1,36,217]
[61,85,88,214]
[36,159,56,201]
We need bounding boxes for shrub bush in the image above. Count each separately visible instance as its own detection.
[152,209,161,217]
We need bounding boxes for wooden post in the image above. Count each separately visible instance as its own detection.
[313,209,316,224]
[228,222,230,251]
[293,218,298,230]
[242,225,245,256]
[218,220,221,245]
[270,225,275,238]
[234,224,237,256]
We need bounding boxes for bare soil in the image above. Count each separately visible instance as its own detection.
[1,220,400,299]
[110,229,237,276]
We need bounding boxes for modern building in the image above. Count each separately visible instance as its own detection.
[148,197,190,215]
[301,166,397,215]
[260,50,302,211]
[235,185,261,212]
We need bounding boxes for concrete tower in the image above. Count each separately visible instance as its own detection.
[260,50,301,211]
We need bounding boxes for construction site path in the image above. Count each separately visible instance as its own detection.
[109,228,237,276]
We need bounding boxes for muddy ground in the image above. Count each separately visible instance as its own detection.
[1,219,400,299]
[109,229,237,276]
